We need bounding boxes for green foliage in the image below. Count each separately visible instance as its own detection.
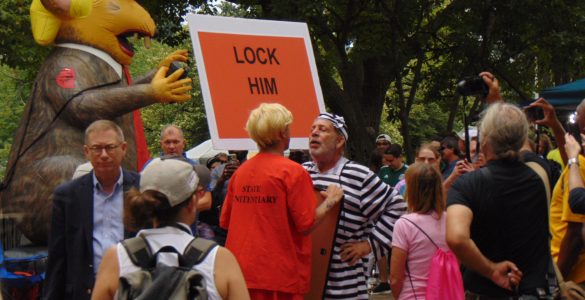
[0,65,27,177]
[378,110,403,147]
[407,102,449,147]
[3,0,585,164]
[224,0,585,161]
[0,0,49,80]
[129,40,209,156]
[382,97,449,163]
[141,0,205,46]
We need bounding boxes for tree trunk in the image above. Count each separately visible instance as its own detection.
[318,57,393,164]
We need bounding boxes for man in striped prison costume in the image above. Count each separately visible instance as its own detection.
[303,113,406,299]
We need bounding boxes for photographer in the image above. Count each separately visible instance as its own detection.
[481,72,583,284]
[447,72,555,298]
[447,102,550,298]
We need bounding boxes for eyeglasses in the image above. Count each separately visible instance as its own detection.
[376,141,390,146]
[88,143,121,155]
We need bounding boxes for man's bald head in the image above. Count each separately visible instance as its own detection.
[160,125,186,156]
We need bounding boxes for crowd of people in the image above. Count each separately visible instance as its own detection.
[39,71,585,300]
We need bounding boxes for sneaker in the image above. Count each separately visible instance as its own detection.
[371,282,391,294]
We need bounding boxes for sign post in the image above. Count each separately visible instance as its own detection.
[187,14,325,150]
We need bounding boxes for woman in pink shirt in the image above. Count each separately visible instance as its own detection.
[390,162,453,300]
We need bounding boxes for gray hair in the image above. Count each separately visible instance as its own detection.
[85,120,124,144]
[479,102,528,161]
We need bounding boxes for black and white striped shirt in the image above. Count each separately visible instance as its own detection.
[303,157,406,299]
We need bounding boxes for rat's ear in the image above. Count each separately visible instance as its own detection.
[30,0,92,46]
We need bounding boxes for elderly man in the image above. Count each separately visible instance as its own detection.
[446,102,550,298]
[44,120,140,300]
[302,113,406,299]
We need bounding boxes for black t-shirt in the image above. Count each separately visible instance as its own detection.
[447,159,549,296]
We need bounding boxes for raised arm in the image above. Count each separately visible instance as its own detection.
[566,134,584,191]
[530,98,567,164]
[479,71,503,104]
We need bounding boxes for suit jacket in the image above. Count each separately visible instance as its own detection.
[42,169,140,300]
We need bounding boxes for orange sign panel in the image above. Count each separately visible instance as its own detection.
[199,32,320,139]
[188,15,325,150]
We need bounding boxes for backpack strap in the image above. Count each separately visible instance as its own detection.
[121,236,153,269]
[182,238,218,268]
[524,160,561,298]
[401,217,439,249]
[525,161,551,203]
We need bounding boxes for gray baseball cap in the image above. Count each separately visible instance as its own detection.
[140,157,199,207]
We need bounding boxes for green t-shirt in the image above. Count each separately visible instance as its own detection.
[378,164,408,187]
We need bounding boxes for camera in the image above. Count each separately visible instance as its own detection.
[456,76,489,97]
[228,154,237,163]
[567,112,583,152]
[524,105,544,122]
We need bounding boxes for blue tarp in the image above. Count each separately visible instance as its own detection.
[539,78,585,107]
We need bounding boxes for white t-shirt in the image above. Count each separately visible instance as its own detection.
[117,225,221,300]
[392,212,449,300]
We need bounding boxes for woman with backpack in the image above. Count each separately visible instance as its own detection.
[389,162,463,300]
[91,157,250,300]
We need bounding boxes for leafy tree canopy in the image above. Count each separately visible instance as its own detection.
[4,0,585,164]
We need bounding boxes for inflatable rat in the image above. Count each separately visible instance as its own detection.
[0,0,192,245]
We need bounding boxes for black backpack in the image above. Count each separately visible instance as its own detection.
[115,235,217,300]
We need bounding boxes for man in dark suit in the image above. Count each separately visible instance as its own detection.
[43,120,140,300]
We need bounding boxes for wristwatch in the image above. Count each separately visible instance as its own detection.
[568,157,580,167]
